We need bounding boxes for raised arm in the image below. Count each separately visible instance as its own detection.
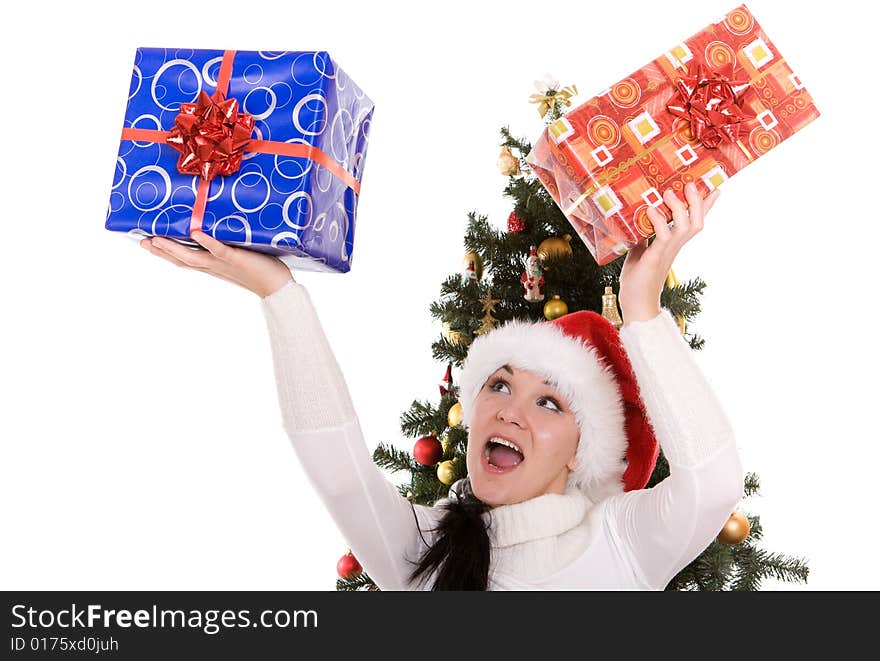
[605,308,743,588]
[140,230,431,589]
[261,280,434,589]
[605,182,742,588]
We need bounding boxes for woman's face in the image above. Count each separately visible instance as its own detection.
[465,364,580,507]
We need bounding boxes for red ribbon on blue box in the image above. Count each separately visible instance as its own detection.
[119,50,361,236]
[107,48,373,273]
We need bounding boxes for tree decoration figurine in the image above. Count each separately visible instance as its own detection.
[529,74,578,121]
[462,259,478,286]
[462,251,483,280]
[601,286,624,330]
[474,288,500,337]
[438,363,454,397]
[520,245,546,302]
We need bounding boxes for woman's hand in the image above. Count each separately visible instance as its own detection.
[618,181,720,324]
[140,231,295,298]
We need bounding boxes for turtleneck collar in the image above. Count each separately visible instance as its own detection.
[482,486,592,548]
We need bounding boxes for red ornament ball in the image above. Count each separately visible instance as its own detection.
[413,434,444,466]
[337,551,362,579]
[507,211,526,234]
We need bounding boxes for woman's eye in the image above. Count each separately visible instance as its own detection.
[489,379,562,411]
[490,380,509,393]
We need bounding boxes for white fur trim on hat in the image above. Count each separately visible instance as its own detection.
[457,317,628,503]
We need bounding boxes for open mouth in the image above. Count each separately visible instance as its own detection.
[483,437,525,474]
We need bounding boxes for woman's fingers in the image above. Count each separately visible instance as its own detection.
[684,181,702,209]
[663,187,689,220]
[665,183,721,236]
[640,183,721,262]
[702,189,721,219]
[684,185,721,233]
[190,230,236,263]
[646,206,670,241]
[649,203,673,242]
[659,189,686,239]
[141,238,191,269]
[147,236,216,271]
[141,236,252,290]
[683,182,704,232]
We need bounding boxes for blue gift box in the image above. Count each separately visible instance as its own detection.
[106,48,374,273]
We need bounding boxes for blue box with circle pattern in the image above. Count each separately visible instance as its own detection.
[106,48,374,273]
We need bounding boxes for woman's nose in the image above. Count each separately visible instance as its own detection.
[496,405,525,428]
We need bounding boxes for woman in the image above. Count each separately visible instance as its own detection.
[141,182,743,590]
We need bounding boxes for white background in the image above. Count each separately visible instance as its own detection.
[1,0,876,591]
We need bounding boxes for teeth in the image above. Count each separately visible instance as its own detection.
[488,437,523,455]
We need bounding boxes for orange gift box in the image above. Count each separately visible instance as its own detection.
[525,4,820,265]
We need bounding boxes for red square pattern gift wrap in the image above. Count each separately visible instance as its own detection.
[525,4,820,265]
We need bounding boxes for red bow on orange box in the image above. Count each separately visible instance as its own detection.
[119,50,360,235]
[666,63,755,149]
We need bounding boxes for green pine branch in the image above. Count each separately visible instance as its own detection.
[431,336,469,366]
[372,443,418,474]
[443,427,468,457]
[410,469,451,503]
[499,126,532,155]
[744,472,761,497]
[745,514,764,541]
[730,546,810,591]
[399,399,439,437]
[336,572,379,591]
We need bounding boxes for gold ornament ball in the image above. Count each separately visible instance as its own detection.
[462,252,483,280]
[447,402,463,427]
[543,295,568,320]
[537,235,573,265]
[442,321,465,346]
[497,146,521,176]
[437,459,456,486]
[717,511,751,545]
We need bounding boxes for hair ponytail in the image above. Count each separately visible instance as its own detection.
[408,479,492,590]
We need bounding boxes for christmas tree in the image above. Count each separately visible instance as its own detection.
[336,81,809,591]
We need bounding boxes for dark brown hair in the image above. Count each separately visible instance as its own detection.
[408,479,492,590]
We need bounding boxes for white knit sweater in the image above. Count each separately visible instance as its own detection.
[261,279,744,590]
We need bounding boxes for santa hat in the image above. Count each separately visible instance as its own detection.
[456,310,659,503]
